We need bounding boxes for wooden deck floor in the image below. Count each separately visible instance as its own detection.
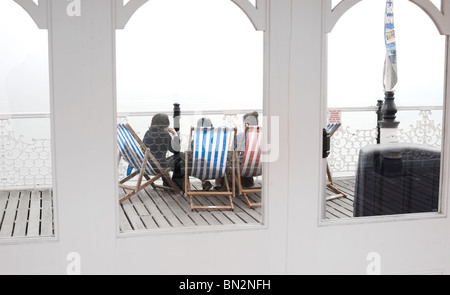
[0,177,356,237]
[0,189,54,238]
[119,180,263,232]
[325,177,356,219]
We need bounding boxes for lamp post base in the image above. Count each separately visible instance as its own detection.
[379,91,399,144]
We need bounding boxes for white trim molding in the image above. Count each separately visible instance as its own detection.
[410,0,450,35]
[324,0,450,36]
[13,0,48,29]
[324,0,361,33]
[115,0,149,29]
[231,0,266,31]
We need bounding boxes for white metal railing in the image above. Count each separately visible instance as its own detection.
[0,106,443,188]
[117,108,262,153]
[328,106,443,176]
[0,113,52,190]
[116,109,263,179]
[0,113,51,120]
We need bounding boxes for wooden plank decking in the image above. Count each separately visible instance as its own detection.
[119,180,263,232]
[0,177,357,237]
[0,189,54,238]
[325,177,356,219]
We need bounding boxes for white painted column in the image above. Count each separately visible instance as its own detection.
[49,0,117,274]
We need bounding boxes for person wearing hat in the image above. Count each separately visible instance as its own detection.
[243,111,259,127]
[143,113,184,187]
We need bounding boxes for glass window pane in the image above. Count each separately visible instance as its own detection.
[115,0,264,232]
[325,0,445,219]
[0,2,54,238]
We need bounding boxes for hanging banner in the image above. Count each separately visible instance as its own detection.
[383,0,398,92]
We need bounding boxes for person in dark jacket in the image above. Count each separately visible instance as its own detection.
[143,113,184,187]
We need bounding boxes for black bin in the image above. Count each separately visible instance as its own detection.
[353,143,440,217]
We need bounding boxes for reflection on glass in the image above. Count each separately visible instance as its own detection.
[0,2,54,238]
[325,0,445,219]
[353,143,440,217]
[115,0,264,232]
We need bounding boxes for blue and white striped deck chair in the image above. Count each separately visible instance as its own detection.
[185,126,236,211]
[117,123,179,203]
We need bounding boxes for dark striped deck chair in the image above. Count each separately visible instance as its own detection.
[325,122,346,201]
[117,123,179,203]
[185,126,236,211]
[236,126,262,208]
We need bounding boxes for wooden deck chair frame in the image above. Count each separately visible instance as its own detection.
[184,126,236,211]
[326,122,346,201]
[117,123,180,203]
[235,125,262,209]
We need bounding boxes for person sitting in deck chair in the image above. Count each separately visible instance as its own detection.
[236,111,260,188]
[143,113,185,190]
[189,117,222,191]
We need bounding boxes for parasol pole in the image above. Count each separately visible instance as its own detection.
[173,103,181,133]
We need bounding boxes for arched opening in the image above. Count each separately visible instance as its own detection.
[324,0,446,220]
[0,1,54,238]
[115,0,265,232]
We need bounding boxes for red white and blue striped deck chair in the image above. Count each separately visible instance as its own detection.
[117,123,179,203]
[185,126,236,211]
[236,125,262,208]
[325,122,346,201]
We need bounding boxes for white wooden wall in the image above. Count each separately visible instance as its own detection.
[0,0,449,275]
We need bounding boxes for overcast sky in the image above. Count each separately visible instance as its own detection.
[115,0,263,112]
[0,1,49,113]
[328,0,446,108]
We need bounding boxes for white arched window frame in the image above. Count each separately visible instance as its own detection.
[321,0,450,223]
[113,0,271,234]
